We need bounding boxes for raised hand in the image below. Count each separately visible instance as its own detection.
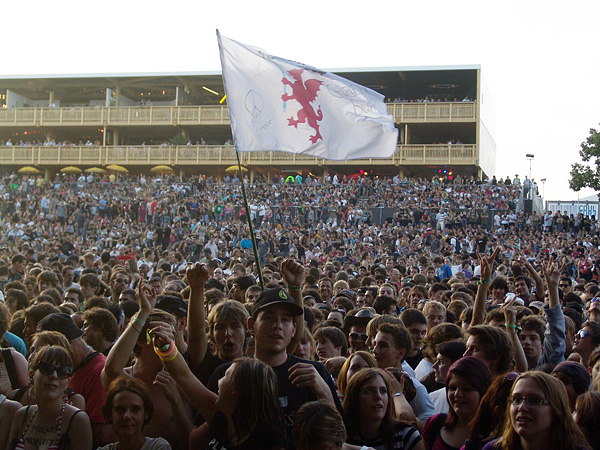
[186,263,209,291]
[542,256,564,290]
[137,280,157,314]
[478,247,500,282]
[280,258,305,287]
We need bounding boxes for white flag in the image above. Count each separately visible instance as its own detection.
[217,33,399,161]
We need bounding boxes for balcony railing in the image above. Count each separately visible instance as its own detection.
[0,102,475,127]
[0,144,477,167]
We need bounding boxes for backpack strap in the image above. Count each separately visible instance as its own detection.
[1,348,19,390]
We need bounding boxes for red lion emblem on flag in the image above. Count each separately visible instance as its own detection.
[281,69,323,143]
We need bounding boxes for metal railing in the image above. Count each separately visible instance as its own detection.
[0,102,476,127]
[0,144,477,166]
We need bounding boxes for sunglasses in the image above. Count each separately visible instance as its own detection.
[508,395,549,407]
[35,361,72,379]
[114,278,129,284]
[349,332,368,341]
[576,329,591,340]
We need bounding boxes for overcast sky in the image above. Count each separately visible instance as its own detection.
[4,0,599,202]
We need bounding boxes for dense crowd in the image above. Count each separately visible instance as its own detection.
[0,170,598,450]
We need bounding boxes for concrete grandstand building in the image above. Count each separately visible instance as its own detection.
[0,65,495,181]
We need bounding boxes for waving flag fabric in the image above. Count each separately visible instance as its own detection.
[217,33,399,161]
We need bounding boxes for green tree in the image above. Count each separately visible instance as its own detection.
[570,126,600,192]
[169,132,188,146]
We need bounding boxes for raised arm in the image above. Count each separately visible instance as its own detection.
[471,247,500,327]
[520,253,545,301]
[101,281,156,389]
[281,258,305,354]
[540,257,566,366]
[185,263,209,372]
[503,299,527,372]
[151,324,218,423]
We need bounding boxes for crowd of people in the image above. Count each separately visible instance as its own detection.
[0,169,598,450]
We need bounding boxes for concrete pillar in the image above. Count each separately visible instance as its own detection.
[398,169,405,179]
[179,168,184,178]
[114,130,120,146]
[116,85,121,107]
[48,91,55,105]
[181,129,189,139]
[323,168,329,179]
[267,169,271,182]
[404,124,411,144]
[44,168,51,181]
[250,169,255,183]
[102,127,107,146]
[400,126,405,144]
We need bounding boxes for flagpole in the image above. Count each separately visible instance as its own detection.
[235,150,265,290]
[217,29,265,290]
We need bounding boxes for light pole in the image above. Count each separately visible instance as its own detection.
[540,178,546,208]
[526,154,535,181]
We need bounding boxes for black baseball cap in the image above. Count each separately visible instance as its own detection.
[251,287,304,318]
[156,295,188,318]
[38,313,84,342]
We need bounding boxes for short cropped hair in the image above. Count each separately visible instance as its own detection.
[466,325,515,374]
[377,323,411,354]
[313,326,347,353]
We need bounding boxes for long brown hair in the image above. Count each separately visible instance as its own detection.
[500,372,590,450]
[336,351,376,396]
[343,368,396,450]
[230,358,283,437]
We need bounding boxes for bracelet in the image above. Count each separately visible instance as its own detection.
[477,279,491,285]
[505,324,522,332]
[132,315,146,328]
[394,392,404,397]
[288,285,302,291]
[154,340,178,361]
[159,343,172,352]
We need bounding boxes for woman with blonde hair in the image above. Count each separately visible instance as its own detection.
[482,371,589,450]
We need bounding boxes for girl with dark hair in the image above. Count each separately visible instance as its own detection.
[6,346,92,450]
[99,375,170,450]
[465,372,518,450]
[151,328,286,450]
[343,368,424,450]
[482,371,590,450]
[422,357,491,450]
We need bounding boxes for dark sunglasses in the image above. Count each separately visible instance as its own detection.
[349,332,368,341]
[35,361,72,379]
[576,329,591,340]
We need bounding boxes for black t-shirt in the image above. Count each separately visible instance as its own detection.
[208,410,286,450]
[196,350,225,386]
[207,354,344,449]
[404,349,423,370]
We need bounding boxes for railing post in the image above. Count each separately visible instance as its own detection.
[79,147,82,164]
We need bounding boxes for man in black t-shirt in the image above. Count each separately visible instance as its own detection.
[208,266,343,447]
